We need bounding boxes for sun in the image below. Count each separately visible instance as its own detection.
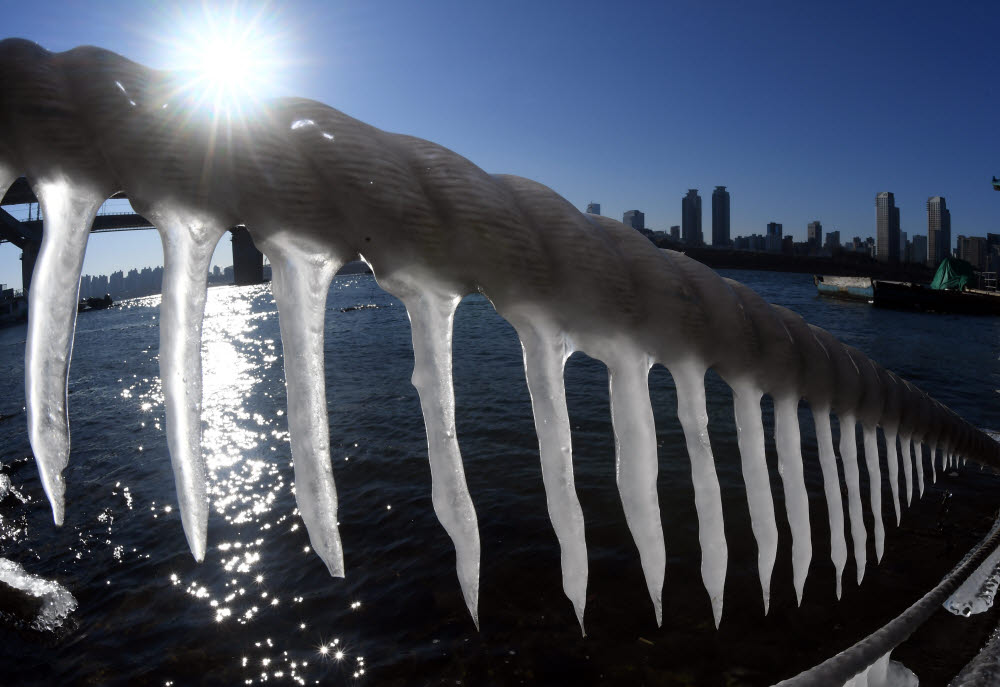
[158,3,290,116]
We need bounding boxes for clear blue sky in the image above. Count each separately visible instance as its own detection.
[1,0,997,288]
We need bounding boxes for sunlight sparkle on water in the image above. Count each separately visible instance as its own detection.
[116,286,370,685]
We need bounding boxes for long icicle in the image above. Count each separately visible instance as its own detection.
[518,321,588,633]
[884,427,902,525]
[900,434,914,507]
[913,440,925,497]
[732,383,778,614]
[814,406,847,598]
[269,248,345,577]
[156,214,224,562]
[672,363,727,627]
[861,426,885,561]
[837,413,867,585]
[404,290,480,627]
[608,352,666,626]
[24,178,106,526]
[773,395,811,605]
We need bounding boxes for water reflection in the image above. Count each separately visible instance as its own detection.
[142,285,365,684]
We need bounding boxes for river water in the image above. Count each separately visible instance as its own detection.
[0,269,998,686]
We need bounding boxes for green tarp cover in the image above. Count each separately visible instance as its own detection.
[930,257,976,291]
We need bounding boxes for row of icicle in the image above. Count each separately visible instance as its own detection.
[1,39,998,639]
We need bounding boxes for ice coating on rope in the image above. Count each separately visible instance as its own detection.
[608,352,665,626]
[814,407,847,598]
[838,413,867,585]
[5,38,1000,636]
[944,518,1000,618]
[403,290,480,626]
[774,395,811,605]
[267,245,346,577]
[517,321,588,633]
[732,383,777,613]
[673,363,727,626]
[25,179,105,526]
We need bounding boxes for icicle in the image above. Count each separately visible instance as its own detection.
[930,444,937,483]
[837,651,916,687]
[24,178,106,526]
[899,435,913,507]
[861,426,885,561]
[837,413,867,584]
[608,352,665,626]
[884,428,902,525]
[732,382,777,613]
[773,395,811,605]
[155,213,225,562]
[913,440,925,498]
[814,407,847,598]
[269,248,345,577]
[671,363,727,627]
[518,321,588,633]
[403,290,480,627]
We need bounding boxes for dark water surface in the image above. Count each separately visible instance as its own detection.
[0,269,998,686]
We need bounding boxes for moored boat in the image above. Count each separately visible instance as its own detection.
[813,275,873,302]
[871,280,1000,316]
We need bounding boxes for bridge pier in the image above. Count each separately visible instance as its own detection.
[231,227,264,286]
[21,239,39,294]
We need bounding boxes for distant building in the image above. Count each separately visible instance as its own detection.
[911,234,927,265]
[987,233,1000,272]
[807,221,823,249]
[876,192,900,263]
[670,225,681,241]
[927,196,951,267]
[766,222,783,252]
[957,235,988,270]
[711,186,730,247]
[682,190,703,245]
[825,230,841,251]
[586,202,601,215]
[734,234,767,251]
[623,210,645,231]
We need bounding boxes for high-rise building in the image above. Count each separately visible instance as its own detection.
[876,192,900,263]
[586,202,601,215]
[911,234,928,265]
[825,230,841,251]
[711,186,730,247]
[807,221,823,248]
[927,196,951,267]
[670,225,680,241]
[623,210,644,231]
[957,235,988,269]
[766,222,783,252]
[682,190,702,245]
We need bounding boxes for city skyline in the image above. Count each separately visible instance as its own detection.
[0,1,997,286]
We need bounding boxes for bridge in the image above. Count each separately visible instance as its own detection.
[1,177,265,293]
